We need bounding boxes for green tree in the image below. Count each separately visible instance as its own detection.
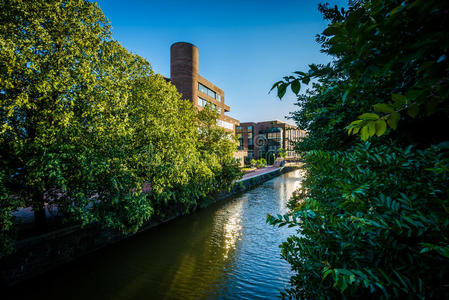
[277,147,287,159]
[268,0,449,298]
[0,0,157,255]
[195,105,242,202]
[250,159,257,168]
[0,0,241,257]
[257,158,267,168]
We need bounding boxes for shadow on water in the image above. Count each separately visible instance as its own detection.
[9,170,304,300]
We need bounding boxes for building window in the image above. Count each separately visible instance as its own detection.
[207,89,216,99]
[198,97,221,114]
[198,83,221,101]
[248,132,253,146]
[198,97,208,107]
[217,119,234,130]
[198,83,208,95]
[267,132,281,139]
[267,131,282,146]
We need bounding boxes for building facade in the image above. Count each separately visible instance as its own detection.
[236,120,305,163]
[169,42,239,132]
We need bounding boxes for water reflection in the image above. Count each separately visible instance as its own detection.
[11,170,303,300]
[278,169,303,211]
[218,197,244,259]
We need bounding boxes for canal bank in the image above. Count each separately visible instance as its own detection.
[1,165,301,287]
[7,169,304,299]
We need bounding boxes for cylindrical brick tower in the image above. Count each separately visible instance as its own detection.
[170,42,199,104]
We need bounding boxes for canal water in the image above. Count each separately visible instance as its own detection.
[12,170,303,300]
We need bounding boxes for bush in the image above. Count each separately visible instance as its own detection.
[268,0,449,298]
[268,143,449,298]
[258,158,267,168]
[277,148,287,159]
[251,158,267,169]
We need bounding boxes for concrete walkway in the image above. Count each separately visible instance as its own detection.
[241,166,280,180]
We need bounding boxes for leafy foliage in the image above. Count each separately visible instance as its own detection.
[277,147,287,159]
[272,0,449,147]
[268,0,449,298]
[268,143,449,298]
[0,0,240,257]
[250,158,267,168]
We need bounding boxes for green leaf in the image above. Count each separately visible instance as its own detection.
[337,269,354,276]
[323,269,333,279]
[342,89,350,102]
[389,4,405,17]
[291,80,301,95]
[392,94,406,105]
[322,24,341,36]
[277,83,287,99]
[352,126,361,134]
[293,71,307,76]
[349,120,363,126]
[302,76,310,84]
[405,90,423,101]
[358,113,379,120]
[368,121,376,137]
[373,103,394,113]
[361,125,369,141]
[375,119,387,136]
[407,104,419,118]
[387,112,400,130]
[270,81,283,92]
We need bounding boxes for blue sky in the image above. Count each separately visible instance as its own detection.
[95,0,346,124]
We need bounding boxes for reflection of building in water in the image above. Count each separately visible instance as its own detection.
[278,169,305,212]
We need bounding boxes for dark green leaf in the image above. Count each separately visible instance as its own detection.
[387,112,400,130]
[373,103,394,113]
[291,80,301,95]
[407,104,419,118]
[392,94,406,105]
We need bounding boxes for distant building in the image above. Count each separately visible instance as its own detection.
[168,42,245,165]
[169,42,239,132]
[236,120,305,163]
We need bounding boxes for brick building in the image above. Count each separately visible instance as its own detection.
[169,42,239,132]
[236,120,305,163]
